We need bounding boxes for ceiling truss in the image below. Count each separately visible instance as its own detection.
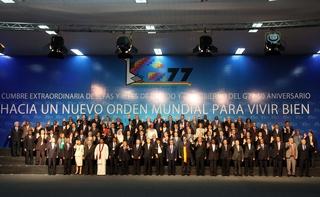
[1,18,320,33]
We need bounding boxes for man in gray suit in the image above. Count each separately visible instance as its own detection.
[47,138,59,175]
[285,137,298,176]
[232,140,244,176]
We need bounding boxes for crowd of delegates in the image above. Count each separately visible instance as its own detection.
[8,114,318,177]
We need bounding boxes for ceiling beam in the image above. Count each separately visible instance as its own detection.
[1,18,320,33]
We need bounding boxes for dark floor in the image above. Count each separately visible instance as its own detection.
[0,175,319,197]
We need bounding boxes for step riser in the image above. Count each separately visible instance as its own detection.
[0,166,319,176]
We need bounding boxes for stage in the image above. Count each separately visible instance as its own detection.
[0,174,319,197]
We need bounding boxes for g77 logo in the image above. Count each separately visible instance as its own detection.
[167,68,193,81]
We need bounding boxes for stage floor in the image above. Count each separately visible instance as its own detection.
[0,175,319,197]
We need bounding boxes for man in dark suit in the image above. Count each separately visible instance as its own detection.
[143,138,154,175]
[154,138,164,175]
[232,139,244,176]
[179,137,193,176]
[298,139,311,177]
[23,129,35,165]
[9,121,22,157]
[118,141,131,175]
[220,139,232,176]
[272,124,283,141]
[109,137,119,175]
[63,137,74,175]
[244,138,255,176]
[195,137,206,176]
[132,139,143,175]
[271,136,285,177]
[47,138,58,175]
[166,115,175,131]
[84,139,95,175]
[208,139,219,176]
[257,139,269,176]
[166,139,178,175]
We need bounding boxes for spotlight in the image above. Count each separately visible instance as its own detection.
[193,35,218,57]
[264,31,284,55]
[115,36,138,59]
[0,43,5,53]
[48,35,67,58]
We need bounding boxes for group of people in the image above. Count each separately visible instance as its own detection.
[8,114,318,177]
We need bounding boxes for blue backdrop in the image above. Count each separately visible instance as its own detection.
[0,55,320,147]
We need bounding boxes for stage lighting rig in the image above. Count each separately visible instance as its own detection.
[115,36,137,59]
[48,35,67,58]
[264,31,284,55]
[193,35,218,57]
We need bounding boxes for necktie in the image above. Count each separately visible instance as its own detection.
[171,145,173,154]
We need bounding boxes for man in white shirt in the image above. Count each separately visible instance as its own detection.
[94,138,109,175]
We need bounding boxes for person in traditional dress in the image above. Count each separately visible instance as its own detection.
[74,139,84,175]
[94,138,109,175]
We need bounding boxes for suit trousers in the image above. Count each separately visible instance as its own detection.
[233,160,242,176]
[273,158,283,176]
[196,158,205,176]
[121,160,129,175]
[144,158,152,175]
[11,141,20,156]
[109,156,118,175]
[299,159,310,177]
[168,160,176,175]
[155,155,164,175]
[36,150,46,165]
[221,158,230,176]
[48,158,56,175]
[133,159,141,175]
[182,159,191,175]
[84,159,94,175]
[259,159,268,176]
[286,157,296,175]
[244,158,254,176]
[25,149,33,165]
[209,160,218,176]
[64,158,72,175]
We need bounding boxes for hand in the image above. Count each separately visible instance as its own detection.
[253,158,255,161]
[179,156,182,159]
[24,148,26,152]
[167,159,169,162]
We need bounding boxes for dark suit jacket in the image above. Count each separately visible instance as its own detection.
[10,127,22,142]
[257,144,269,160]
[131,144,143,159]
[271,142,285,159]
[298,144,311,160]
[119,148,130,161]
[208,144,219,160]
[108,142,120,158]
[195,142,206,159]
[166,145,178,161]
[84,144,95,160]
[220,145,232,160]
[63,143,74,159]
[143,143,154,159]
[232,145,244,161]
[24,135,35,150]
[244,144,255,159]
[47,143,58,159]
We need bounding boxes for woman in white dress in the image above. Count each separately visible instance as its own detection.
[74,139,84,175]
